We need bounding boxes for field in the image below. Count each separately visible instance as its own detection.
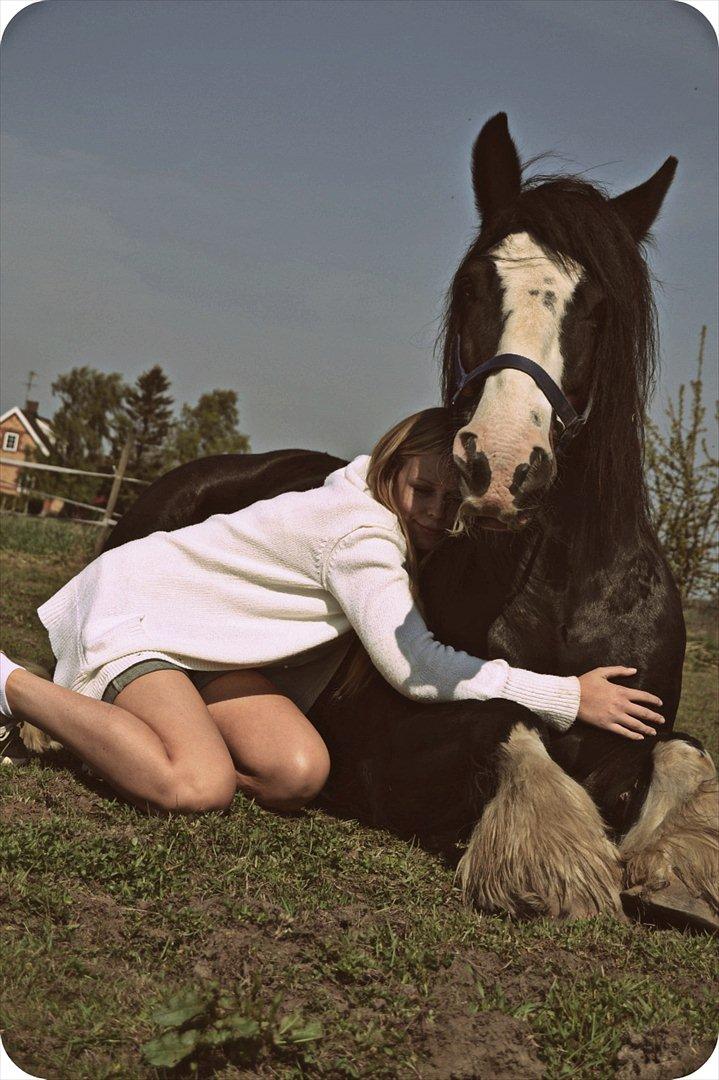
[1,514,717,1079]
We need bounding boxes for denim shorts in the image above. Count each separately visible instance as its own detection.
[101,660,224,704]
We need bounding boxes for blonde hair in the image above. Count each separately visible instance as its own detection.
[333,407,460,700]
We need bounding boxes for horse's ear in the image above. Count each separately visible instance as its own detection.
[611,156,678,241]
[471,112,522,226]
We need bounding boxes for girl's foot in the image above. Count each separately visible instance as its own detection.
[1,653,25,717]
[1,720,29,765]
[1,654,30,764]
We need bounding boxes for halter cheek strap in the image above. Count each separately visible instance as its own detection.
[450,335,593,446]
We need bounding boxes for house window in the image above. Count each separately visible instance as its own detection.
[2,431,20,452]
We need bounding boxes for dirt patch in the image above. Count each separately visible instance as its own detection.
[0,798,54,826]
[420,1007,543,1079]
[417,955,544,1079]
[68,891,131,951]
[194,902,373,986]
[195,926,546,1078]
[196,922,296,985]
[614,1025,716,1079]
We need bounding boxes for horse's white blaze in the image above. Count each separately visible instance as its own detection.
[454,232,583,515]
[493,232,582,376]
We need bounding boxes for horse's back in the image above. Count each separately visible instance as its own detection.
[103,448,346,551]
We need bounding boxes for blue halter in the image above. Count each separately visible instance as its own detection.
[450,335,592,447]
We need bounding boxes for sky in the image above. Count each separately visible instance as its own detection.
[1,0,717,458]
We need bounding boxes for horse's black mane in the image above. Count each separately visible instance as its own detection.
[439,171,659,567]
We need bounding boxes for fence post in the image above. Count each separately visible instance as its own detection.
[94,432,134,556]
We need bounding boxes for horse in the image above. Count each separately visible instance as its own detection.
[89,114,718,929]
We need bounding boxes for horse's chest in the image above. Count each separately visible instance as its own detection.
[487,584,564,669]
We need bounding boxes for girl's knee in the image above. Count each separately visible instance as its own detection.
[155,767,237,814]
[257,744,330,811]
[295,742,331,798]
[182,781,236,813]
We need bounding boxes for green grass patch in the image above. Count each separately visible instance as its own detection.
[1,512,97,559]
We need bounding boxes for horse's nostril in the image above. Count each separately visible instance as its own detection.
[460,431,478,460]
[529,446,549,467]
[511,446,556,507]
[510,462,530,495]
[469,449,492,496]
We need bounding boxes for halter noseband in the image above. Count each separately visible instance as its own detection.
[450,335,592,449]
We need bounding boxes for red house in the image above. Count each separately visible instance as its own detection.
[0,400,62,513]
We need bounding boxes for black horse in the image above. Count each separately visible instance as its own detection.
[103,115,717,929]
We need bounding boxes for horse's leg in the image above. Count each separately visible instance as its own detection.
[457,713,622,918]
[318,695,622,917]
[618,736,719,932]
[547,726,718,931]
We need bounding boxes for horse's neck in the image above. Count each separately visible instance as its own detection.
[482,509,667,671]
[552,438,656,548]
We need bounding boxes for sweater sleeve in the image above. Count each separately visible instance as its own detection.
[323,526,580,731]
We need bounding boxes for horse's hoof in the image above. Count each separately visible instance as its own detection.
[621,881,719,934]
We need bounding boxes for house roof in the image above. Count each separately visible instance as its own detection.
[0,406,54,457]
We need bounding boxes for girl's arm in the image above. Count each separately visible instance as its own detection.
[323,526,580,730]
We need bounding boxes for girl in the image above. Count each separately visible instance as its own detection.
[0,408,664,812]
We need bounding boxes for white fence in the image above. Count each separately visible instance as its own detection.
[0,458,148,485]
[0,435,148,550]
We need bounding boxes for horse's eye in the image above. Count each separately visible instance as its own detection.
[575,281,605,319]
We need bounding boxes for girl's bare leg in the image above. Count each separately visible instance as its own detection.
[199,670,330,811]
[4,668,237,813]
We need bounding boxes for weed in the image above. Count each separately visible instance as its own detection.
[141,978,322,1071]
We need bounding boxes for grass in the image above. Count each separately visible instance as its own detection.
[0,512,97,560]
[1,515,717,1078]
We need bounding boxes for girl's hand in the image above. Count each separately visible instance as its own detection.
[577,667,664,740]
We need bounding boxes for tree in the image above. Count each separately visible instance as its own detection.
[21,367,250,519]
[165,389,250,466]
[645,326,718,600]
[40,367,129,510]
[123,365,174,481]
[97,364,176,516]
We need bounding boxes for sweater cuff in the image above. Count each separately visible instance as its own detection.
[499,667,580,732]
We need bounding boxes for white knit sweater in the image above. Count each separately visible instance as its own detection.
[38,455,580,729]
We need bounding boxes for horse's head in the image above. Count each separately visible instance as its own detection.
[445,113,677,531]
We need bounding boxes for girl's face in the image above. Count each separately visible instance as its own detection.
[395,454,460,552]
